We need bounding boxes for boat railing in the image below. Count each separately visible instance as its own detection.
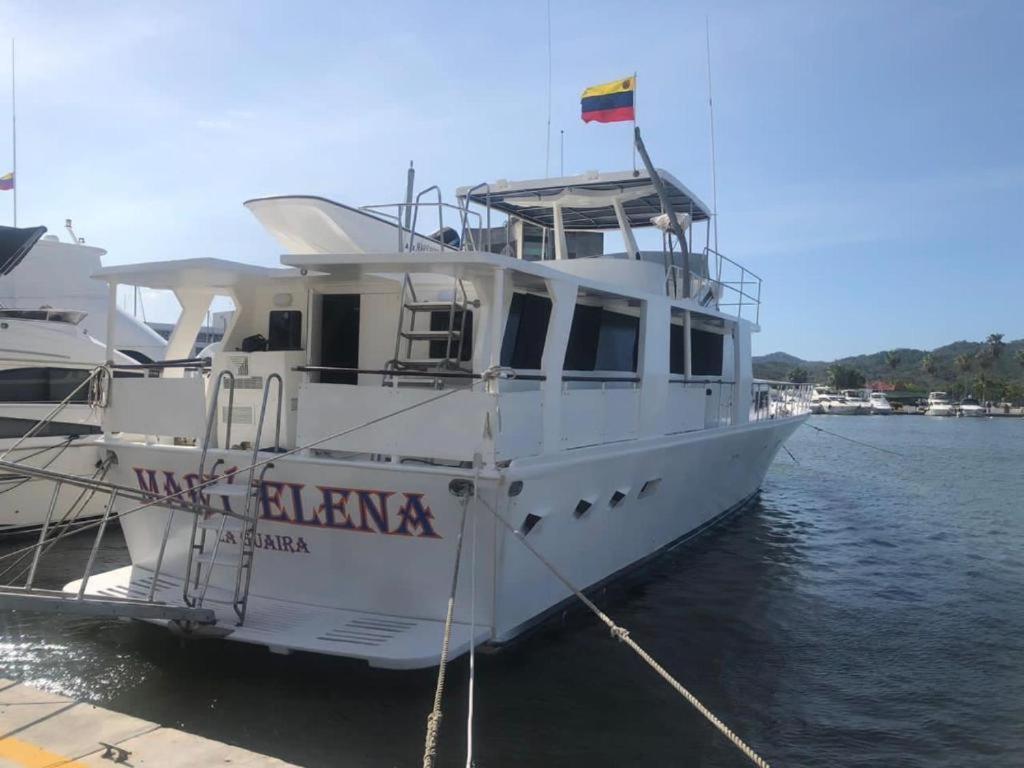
[750,380,814,421]
[667,249,761,323]
[361,197,483,252]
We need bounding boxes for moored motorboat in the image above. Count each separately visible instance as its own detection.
[926,391,954,416]
[868,391,893,414]
[0,152,811,668]
[957,397,986,417]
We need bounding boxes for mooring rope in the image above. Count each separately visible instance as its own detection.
[474,491,773,768]
[422,491,471,768]
[803,422,901,456]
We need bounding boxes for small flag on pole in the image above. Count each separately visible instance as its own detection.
[0,172,12,191]
[581,76,636,123]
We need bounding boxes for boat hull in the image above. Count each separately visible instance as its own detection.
[0,438,109,534]
[74,415,805,667]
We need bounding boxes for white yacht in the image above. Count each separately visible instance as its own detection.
[0,226,167,362]
[957,397,985,417]
[0,226,168,533]
[840,389,871,414]
[868,391,893,414]
[926,391,954,416]
[0,161,810,668]
[809,386,834,414]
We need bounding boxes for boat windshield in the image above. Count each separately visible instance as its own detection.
[0,308,87,325]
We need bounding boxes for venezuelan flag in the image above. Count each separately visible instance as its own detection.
[581,76,635,123]
[0,172,12,191]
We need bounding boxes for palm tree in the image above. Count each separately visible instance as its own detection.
[920,353,936,375]
[976,350,993,370]
[885,350,901,371]
[986,333,1005,360]
[954,354,973,374]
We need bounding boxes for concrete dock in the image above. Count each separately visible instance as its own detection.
[0,678,298,767]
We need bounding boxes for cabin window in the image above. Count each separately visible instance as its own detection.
[691,328,724,377]
[429,310,473,362]
[268,310,302,351]
[0,368,91,403]
[564,304,639,372]
[501,293,552,369]
[669,323,686,375]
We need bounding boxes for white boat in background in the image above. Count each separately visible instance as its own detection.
[957,397,986,417]
[0,225,166,533]
[820,395,861,414]
[0,154,812,667]
[0,226,167,362]
[841,389,871,414]
[809,386,835,414]
[868,391,893,414]
[926,391,955,416]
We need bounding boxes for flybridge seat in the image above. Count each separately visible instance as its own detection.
[244,195,456,256]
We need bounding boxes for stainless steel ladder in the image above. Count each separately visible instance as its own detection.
[384,273,473,387]
[184,372,283,624]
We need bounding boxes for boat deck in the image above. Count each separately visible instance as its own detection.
[67,566,489,669]
[0,677,297,767]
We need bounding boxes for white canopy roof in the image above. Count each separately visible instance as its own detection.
[456,169,711,230]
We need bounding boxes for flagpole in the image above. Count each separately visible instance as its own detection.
[10,38,15,226]
[705,18,718,253]
[544,0,552,176]
[631,71,638,175]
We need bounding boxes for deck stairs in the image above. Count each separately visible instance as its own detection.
[384,273,475,388]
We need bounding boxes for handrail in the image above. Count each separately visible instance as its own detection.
[109,357,211,370]
[295,365,547,382]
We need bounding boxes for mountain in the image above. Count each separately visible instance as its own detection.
[753,336,1024,400]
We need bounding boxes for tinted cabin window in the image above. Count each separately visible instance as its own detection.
[0,368,91,403]
[691,328,724,376]
[501,293,552,369]
[268,310,302,351]
[564,305,639,372]
[563,305,602,370]
[670,323,686,375]
[429,310,473,362]
[595,311,639,371]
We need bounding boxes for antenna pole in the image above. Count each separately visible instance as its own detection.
[544,0,552,176]
[559,129,564,176]
[706,18,719,253]
[10,38,15,227]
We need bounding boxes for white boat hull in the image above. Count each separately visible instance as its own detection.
[0,438,109,534]
[71,415,804,667]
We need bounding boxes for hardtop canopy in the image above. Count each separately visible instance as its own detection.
[456,169,711,231]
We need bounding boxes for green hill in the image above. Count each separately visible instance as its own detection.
[753,335,1024,402]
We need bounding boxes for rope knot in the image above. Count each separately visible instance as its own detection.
[610,625,630,642]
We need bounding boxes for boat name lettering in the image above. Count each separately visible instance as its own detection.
[131,467,441,539]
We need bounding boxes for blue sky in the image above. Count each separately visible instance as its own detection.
[2,0,1022,360]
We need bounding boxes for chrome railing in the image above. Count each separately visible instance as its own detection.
[750,380,813,422]
[360,198,482,253]
[667,249,763,323]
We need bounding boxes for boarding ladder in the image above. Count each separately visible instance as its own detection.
[183,371,283,624]
[384,273,475,388]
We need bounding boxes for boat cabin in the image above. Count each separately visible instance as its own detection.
[92,169,777,466]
